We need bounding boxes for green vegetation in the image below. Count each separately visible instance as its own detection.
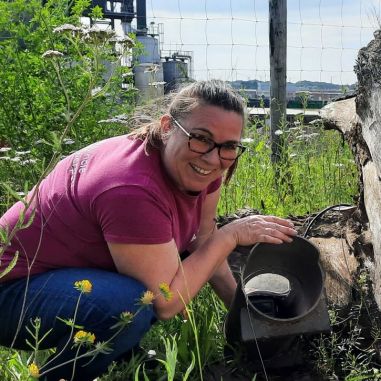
[219,117,358,217]
[0,0,136,213]
[0,1,375,380]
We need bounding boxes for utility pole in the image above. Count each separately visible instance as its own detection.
[269,0,287,163]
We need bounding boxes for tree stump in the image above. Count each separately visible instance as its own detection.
[320,30,381,310]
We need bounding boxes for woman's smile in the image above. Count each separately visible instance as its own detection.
[190,163,213,176]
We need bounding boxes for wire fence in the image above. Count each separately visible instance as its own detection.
[141,0,381,86]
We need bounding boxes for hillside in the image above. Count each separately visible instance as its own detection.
[231,80,356,92]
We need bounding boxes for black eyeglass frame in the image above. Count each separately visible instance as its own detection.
[171,117,246,161]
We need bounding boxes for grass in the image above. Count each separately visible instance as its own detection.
[219,118,358,217]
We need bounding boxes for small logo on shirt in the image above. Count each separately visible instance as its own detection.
[70,153,90,183]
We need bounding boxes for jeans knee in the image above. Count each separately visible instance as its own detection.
[76,274,155,331]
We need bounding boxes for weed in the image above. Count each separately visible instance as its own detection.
[219,119,358,217]
[311,271,381,380]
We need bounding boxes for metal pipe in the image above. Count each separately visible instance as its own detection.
[136,0,147,34]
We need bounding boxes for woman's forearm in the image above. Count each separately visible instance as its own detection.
[154,229,236,319]
[209,260,237,308]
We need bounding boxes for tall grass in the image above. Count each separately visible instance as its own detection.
[219,119,358,217]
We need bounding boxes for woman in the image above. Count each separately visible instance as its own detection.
[0,80,297,380]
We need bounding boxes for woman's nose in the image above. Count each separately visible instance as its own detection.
[201,146,221,164]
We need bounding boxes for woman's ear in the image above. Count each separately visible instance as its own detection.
[160,114,172,133]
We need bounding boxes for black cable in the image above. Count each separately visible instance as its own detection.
[303,203,353,238]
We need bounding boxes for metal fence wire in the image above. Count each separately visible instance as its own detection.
[141,0,381,86]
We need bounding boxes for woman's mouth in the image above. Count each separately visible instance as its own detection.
[190,163,213,175]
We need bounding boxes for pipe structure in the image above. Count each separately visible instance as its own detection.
[136,0,147,34]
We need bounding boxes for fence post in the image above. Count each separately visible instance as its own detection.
[269,0,287,163]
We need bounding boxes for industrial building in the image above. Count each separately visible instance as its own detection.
[84,0,193,101]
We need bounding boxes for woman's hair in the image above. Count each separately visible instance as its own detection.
[128,79,246,184]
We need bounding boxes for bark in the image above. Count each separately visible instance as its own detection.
[319,30,381,311]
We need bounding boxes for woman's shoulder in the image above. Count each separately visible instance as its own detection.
[81,136,167,197]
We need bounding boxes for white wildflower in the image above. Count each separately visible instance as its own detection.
[42,50,64,59]
[274,130,283,136]
[241,137,253,143]
[110,35,135,48]
[15,150,31,156]
[147,349,156,357]
[21,159,37,165]
[53,24,83,34]
[0,156,10,160]
[148,81,166,87]
[91,87,102,97]
[84,26,115,42]
[296,133,319,141]
[296,134,308,140]
[88,26,114,36]
[0,147,11,152]
[98,114,129,124]
[63,138,75,145]
[10,157,21,162]
[118,36,135,48]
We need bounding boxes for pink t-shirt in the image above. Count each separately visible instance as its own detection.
[0,136,221,281]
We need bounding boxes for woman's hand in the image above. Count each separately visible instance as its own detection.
[219,215,298,247]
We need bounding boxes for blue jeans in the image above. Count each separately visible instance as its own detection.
[0,268,156,381]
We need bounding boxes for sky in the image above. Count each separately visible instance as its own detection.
[128,0,381,85]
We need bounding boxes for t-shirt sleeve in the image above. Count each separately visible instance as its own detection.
[207,177,222,194]
[92,186,173,245]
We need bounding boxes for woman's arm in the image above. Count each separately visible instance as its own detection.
[208,260,237,308]
[188,188,237,308]
[108,211,297,320]
[108,232,235,320]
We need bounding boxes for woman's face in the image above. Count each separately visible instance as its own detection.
[161,104,244,193]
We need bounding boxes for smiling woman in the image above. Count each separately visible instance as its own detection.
[159,105,243,192]
[0,80,297,381]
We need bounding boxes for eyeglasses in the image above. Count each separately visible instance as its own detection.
[172,118,246,161]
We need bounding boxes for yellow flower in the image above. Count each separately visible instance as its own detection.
[74,279,92,293]
[110,311,134,330]
[159,282,173,301]
[120,311,134,324]
[140,290,155,305]
[73,330,96,346]
[28,362,40,378]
